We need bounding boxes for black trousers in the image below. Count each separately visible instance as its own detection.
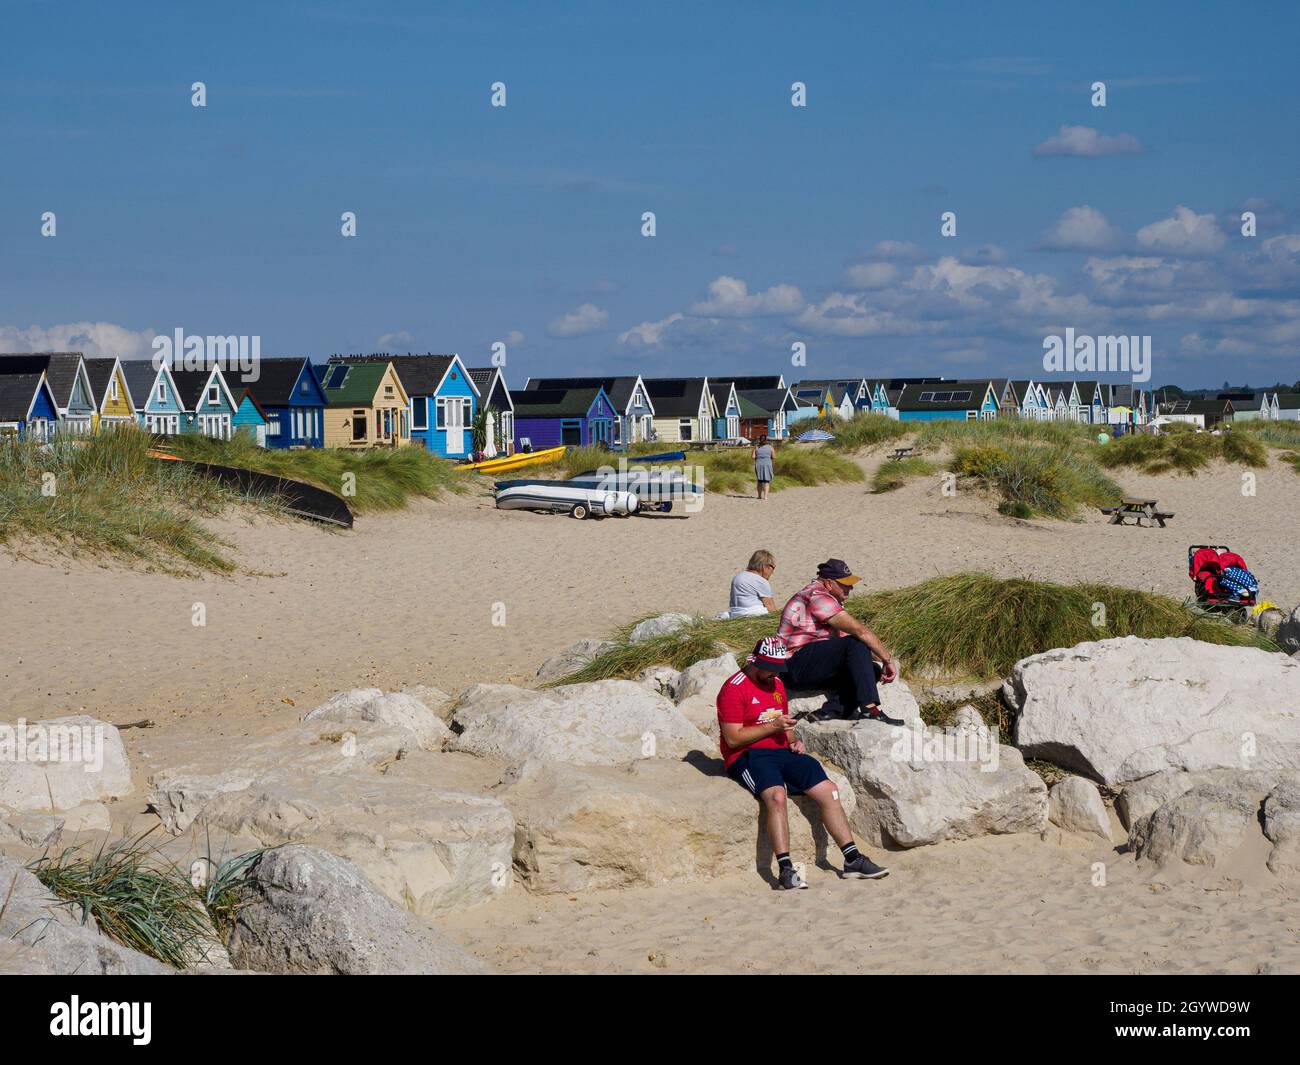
[785,637,882,713]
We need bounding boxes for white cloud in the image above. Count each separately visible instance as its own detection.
[689,276,804,317]
[376,330,416,350]
[1040,206,1124,251]
[618,313,683,347]
[1136,206,1226,255]
[793,293,928,338]
[843,262,898,289]
[0,321,156,359]
[1033,125,1142,157]
[547,303,609,338]
[504,329,525,347]
[871,240,925,261]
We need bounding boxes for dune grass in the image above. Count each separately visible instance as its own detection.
[871,455,940,493]
[169,431,466,512]
[558,573,1275,686]
[27,829,264,969]
[950,441,1123,519]
[1097,426,1268,474]
[915,417,1098,451]
[1239,419,1300,448]
[808,412,911,452]
[0,427,260,572]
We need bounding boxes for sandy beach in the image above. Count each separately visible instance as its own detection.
[4,448,1299,975]
[4,450,1297,737]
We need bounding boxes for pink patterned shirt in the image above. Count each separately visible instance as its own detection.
[776,581,846,652]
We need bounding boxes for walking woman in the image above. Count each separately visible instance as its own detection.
[753,436,775,499]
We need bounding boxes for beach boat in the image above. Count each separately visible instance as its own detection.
[457,445,566,473]
[495,482,639,519]
[494,468,701,513]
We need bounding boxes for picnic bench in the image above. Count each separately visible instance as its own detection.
[1100,497,1175,528]
[890,446,915,461]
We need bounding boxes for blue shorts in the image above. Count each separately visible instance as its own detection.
[728,747,829,798]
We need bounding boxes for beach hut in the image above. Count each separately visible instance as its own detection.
[511,385,617,449]
[120,360,186,436]
[1001,380,1047,420]
[319,361,412,449]
[791,381,857,419]
[895,380,999,422]
[335,354,478,458]
[230,388,270,446]
[524,375,655,447]
[709,381,742,441]
[467,366,516,457]
[1216,390,1273,422]
[738,386,799,440]
[0,353,96,435]
[1274,393,1300,421]
[1159,398,1233,429]
[83,356,137,431]
[1074,381,1107,424]
[643,377,715,442]
[171,366,237,439]
[224,356,326,449]
[0,371,59,441]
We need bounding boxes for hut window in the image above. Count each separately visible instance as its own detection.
[435,398,446,429]
[412,396,428,430]
[110,377,119,400]
[352,411,367,441]
[267,415,281,436]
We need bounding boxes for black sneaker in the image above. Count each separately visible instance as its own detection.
[853,705,905,726]
[841,854,890,880]
[778,864,808,890]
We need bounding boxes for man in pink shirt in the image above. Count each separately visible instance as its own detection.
[776,558,902,724]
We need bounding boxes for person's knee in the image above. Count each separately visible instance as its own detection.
[845,640,872,665]
[760,786,787,809]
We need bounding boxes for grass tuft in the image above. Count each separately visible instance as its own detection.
[27,828,264,969]
[808,412,911,452]
[950,442,1122,519]
[871,455,939,493]
[1098,428,1268,474]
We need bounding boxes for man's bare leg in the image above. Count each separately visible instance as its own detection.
[759,785,790,854]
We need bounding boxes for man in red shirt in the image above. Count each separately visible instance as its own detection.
[777,558,903,724]
[717,635,889,889]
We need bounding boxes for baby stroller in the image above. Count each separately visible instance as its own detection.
[1188,545,1259,616]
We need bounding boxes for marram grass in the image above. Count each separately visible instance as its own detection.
[557,573,1275,686]
[0,427,262,573]
[27,828,265,969]
[169,431,466,512]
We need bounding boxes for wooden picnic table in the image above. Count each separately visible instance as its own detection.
[1100,497,1175,528]
[890,446,915,461]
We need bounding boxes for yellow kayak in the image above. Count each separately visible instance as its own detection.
[458,446,567,473]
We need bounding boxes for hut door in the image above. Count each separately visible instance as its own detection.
[445,398,465,454]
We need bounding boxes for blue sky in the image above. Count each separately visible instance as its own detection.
[3,0,1298,387]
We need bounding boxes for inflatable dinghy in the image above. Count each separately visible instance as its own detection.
[495,482,639,519]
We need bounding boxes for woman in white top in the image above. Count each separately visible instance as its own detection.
[728,549,777,617]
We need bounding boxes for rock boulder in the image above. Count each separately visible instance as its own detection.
[1008,637,1300,786]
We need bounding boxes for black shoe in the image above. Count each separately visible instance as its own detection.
[778,864,808,890]
[841,854,890,880]
[853,705,905,726]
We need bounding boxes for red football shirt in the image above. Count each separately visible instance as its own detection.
[716,668,790,769]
